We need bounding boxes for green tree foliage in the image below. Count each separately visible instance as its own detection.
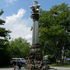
[47,55,56,63]
[65,49,70,58]
[0,10,11,66]
[39,3,70,64]
[9,37,30,59]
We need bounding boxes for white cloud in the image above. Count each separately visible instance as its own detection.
[6,8,26,24]
[4,8,32,44]
[5,0,17,3]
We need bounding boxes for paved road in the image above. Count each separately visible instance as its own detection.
[51,67,70,70]
[0,68,13,70]
[0,67,28,70]
[0,67,70,70]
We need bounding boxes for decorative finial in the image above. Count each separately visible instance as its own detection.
[33,1,38,6]
[30,1,41,12]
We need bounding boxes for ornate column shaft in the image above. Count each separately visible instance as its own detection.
[32,20,39,44]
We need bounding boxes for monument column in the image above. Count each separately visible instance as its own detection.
[25,1,50,70]
[25,1,49,70]
[25,1,42,69]
[30,1,40,45]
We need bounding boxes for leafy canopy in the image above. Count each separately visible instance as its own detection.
[39,3,70,59]
[9,37,30,58]
[0,9,11,66]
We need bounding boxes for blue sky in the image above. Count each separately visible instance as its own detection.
[0,0,70,44]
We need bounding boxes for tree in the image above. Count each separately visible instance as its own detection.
[65,49,70,58]
[0,10,11,66]
[9,37,30,59]
[39,3,70,64]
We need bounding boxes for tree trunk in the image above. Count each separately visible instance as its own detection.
[60,52,63,65]
[60,57,62,65]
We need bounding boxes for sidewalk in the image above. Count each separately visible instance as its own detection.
[51,67,70,70]
[0,67,70,70]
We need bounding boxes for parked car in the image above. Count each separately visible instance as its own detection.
[43,59,51,64]
[67,58,70,61]
[10,58,26,65]
[43,57,51,64]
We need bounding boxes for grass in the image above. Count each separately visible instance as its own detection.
[49,63,70,67]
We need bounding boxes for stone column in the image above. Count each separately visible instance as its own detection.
[25,1,43,70]
[32,20,39,44]
[30,1,40,45]
[25,1,50,70]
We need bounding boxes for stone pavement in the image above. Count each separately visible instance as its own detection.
[0,67,70,70]
[51,67,70,70]
[0,68,13,70]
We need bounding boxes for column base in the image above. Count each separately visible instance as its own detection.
[25,44,50,70]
